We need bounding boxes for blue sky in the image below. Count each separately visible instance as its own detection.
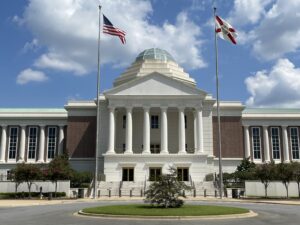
[1,0,300,108]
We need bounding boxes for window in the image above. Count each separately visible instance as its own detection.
[8,127,18,159]
[28,127,38,160]
[122,143,126,153]
[252,127,261,160]
[149,168,161,181]
[122,115,126,129]
[151,115,159,129]
[150,144,160,154]
[47,127,57,159]
[290,127,300,159]
[122,168,134,181]
[271,127,281,160]
[184,115,187,129]
[177,168,189,181]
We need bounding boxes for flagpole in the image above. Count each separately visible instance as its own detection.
[213,6,223,199]
[94,4,102,199]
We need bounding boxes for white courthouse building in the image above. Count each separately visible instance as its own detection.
[1,48,300,193]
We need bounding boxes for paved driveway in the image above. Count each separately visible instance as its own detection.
[0,200,299,225]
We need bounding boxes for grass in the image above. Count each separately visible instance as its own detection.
[82,204,249,216]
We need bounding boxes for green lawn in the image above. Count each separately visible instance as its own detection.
[82,204,249,216]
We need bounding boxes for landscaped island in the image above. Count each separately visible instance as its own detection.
[82,204,249,217]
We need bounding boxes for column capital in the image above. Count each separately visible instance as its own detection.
[243,125,249,128]
[20,125,27,128]
[161,106,168,111]
[178,106,185,111]
[143,106,151,111]
[262,125,269,129]
[1,125,7,128]
[281,125,288,129]
[194,105,203,111]
[108,106,115,111]
[58,124,65,128]
[126,106,133,111]
[39,124,46,128]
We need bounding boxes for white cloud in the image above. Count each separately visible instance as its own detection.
[251,0,300,60]
[228,0,272,26]
[245,58,300,107]
[17,0,206,76]
[17,68,48,85]
[229,0,300,60]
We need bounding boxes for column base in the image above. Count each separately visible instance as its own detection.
[178,151,186,155]
[0,160,6,163]
[284,160,290,163]
[17,160,25,163]
[160,150,169,154]
[124,151,133,154]
[37,160,45,163]
[142,151,151,154]
[106,150,115,155]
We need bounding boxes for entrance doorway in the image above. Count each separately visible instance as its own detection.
[149,168,161,181]
[122,168,134,181]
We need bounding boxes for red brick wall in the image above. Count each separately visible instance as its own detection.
[213,116,244,158]
[66,116,96,158]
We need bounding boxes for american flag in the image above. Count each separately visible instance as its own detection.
[103,15,126,44]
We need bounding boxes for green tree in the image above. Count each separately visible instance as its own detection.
[291,161,300,198]
[13,163,41,198]
[255,162,276,198]
[144,167,191,208]
[276,163,294,198]
[47,154,72,197]
[235,158,256,181]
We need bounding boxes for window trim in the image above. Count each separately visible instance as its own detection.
[8,126,19,161]
[27,126,38,161]
[46,126,57,161]
[251,127,262,161]
[151,115,159,129]
[290,127,300,160]
[270,127,281,161]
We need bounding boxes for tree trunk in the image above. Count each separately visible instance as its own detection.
[27,182,32,199]
[284,183,289,199]
[55,181,57,198]
[264,183,268,198]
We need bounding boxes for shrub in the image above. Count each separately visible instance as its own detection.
[144,167,191,208]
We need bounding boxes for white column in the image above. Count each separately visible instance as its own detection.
[38,125,45,163]
[18,125,26,162]
[193,112,197,153]
[263,126,270,162]
[178,107,186,154]
[160,107,168,154]
[107,107,115,154]
[282,125,290,162]
[142,107,150,154]
[125,107,133,154]
[244,126,251,159]
[0,125,7,162]
[58,125,65,155]
[196,107,203,153]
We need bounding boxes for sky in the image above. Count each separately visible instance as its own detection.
[1,0,300,108]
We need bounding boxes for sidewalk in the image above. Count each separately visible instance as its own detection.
[0,197,299,207]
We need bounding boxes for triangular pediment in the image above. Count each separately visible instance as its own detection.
[104,72,207,97]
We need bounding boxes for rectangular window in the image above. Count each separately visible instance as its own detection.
[123,115,126,129]
[252,127,261,160]
[290,127,300,159]
[151,115,159,129]
[150,144,160,154]
[47,127,57,159]
[271,127,281,160]
[8,127,18,159]
[28,127,38,160]
[149,168,161,181]
[122,168,134,181]
[177,168,189,181]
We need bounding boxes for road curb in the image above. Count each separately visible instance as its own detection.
[76,209,257,220]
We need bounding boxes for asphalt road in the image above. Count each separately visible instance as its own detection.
[0,200,299,225]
